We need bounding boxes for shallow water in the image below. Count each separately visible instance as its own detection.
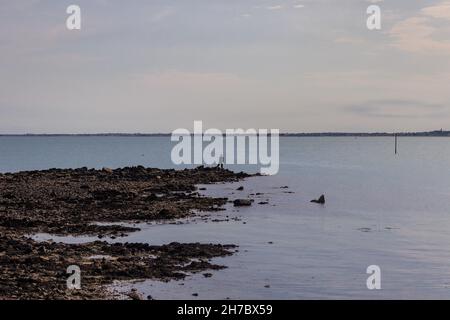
[5,136,450,299]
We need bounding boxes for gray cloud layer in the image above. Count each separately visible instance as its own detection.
[1,0,450,133]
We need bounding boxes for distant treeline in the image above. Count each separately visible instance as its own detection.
[1,130,450,137]
[281,130,450,137]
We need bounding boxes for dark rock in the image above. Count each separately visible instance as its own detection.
[236,186,244,191]
[233,199,252,207]
[310,194,325,204]
[157,208,180,218]
[128,290,143,300]
[102,167,113,174]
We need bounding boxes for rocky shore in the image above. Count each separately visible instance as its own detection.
[0,166,251,299]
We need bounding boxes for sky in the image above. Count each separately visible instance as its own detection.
[1,0,450,133]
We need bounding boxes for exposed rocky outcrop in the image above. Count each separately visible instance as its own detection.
[0,166,250,299]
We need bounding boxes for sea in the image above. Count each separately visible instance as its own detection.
[2,135,450,299]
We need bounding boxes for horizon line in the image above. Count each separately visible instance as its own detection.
[0,129,449,137]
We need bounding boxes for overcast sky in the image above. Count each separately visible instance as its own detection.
[1,0,450,133]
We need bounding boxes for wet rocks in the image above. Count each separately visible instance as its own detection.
[0,166,251,299]
[310,194,325,204]
[0,166,250,237]
[157,207,181,219]
[0,229,237,300]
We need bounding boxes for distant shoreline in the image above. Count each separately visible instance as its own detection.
[0,130,449,137]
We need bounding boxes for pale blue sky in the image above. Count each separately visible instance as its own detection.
[1,0,450,133]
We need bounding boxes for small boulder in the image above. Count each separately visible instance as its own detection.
[233,199,252,207]
[310,194,325,204]
[102,167,113,174]
[127,290,143,300]
[236,186,244,191]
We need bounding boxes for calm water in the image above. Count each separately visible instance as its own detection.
[5,136,450,299]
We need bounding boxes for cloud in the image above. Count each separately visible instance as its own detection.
[132,71,245,91]
[389,16,450,53]
[149,7,175,23]
[421,1,450,19]
[334,36,367,45]
[293,4,304,9]
[266,5,283,10]
[389,1,450,54]
[346,100,449,119]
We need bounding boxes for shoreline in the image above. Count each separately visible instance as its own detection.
[0,166,252,299]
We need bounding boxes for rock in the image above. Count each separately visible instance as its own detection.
[144,193,158,201]
[192,293,199,297]
[127,290,143,300]
[102,167,113,174]
[236,186,244,191]
[203,273,213,278]
[258,201,269,205]
[310,194,325,204]
[233,199,252,207]
[157,208,179,218]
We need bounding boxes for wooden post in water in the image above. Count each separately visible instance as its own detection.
[394,133,398,155]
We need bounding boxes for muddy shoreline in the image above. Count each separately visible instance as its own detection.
[0,166,252,299]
